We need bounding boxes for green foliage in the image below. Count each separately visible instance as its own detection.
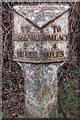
[1,111,10,120]
[58,64,80,118]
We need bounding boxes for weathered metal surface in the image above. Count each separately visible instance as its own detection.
[13,3,69,118]
[12,4,69,63]
[20,63,59,118]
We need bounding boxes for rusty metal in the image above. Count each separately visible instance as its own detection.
[11,4,70,118]
[13,8,69,30]
[12,4,69,63]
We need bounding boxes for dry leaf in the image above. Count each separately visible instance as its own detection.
[11,112,17,117]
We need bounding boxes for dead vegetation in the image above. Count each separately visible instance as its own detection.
[1,1,80,119]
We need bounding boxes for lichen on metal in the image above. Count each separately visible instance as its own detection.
[12,3,69,118]
[22,63,59,118]
[12,3,69,63]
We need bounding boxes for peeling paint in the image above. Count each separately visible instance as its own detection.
[12,3,69,118]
